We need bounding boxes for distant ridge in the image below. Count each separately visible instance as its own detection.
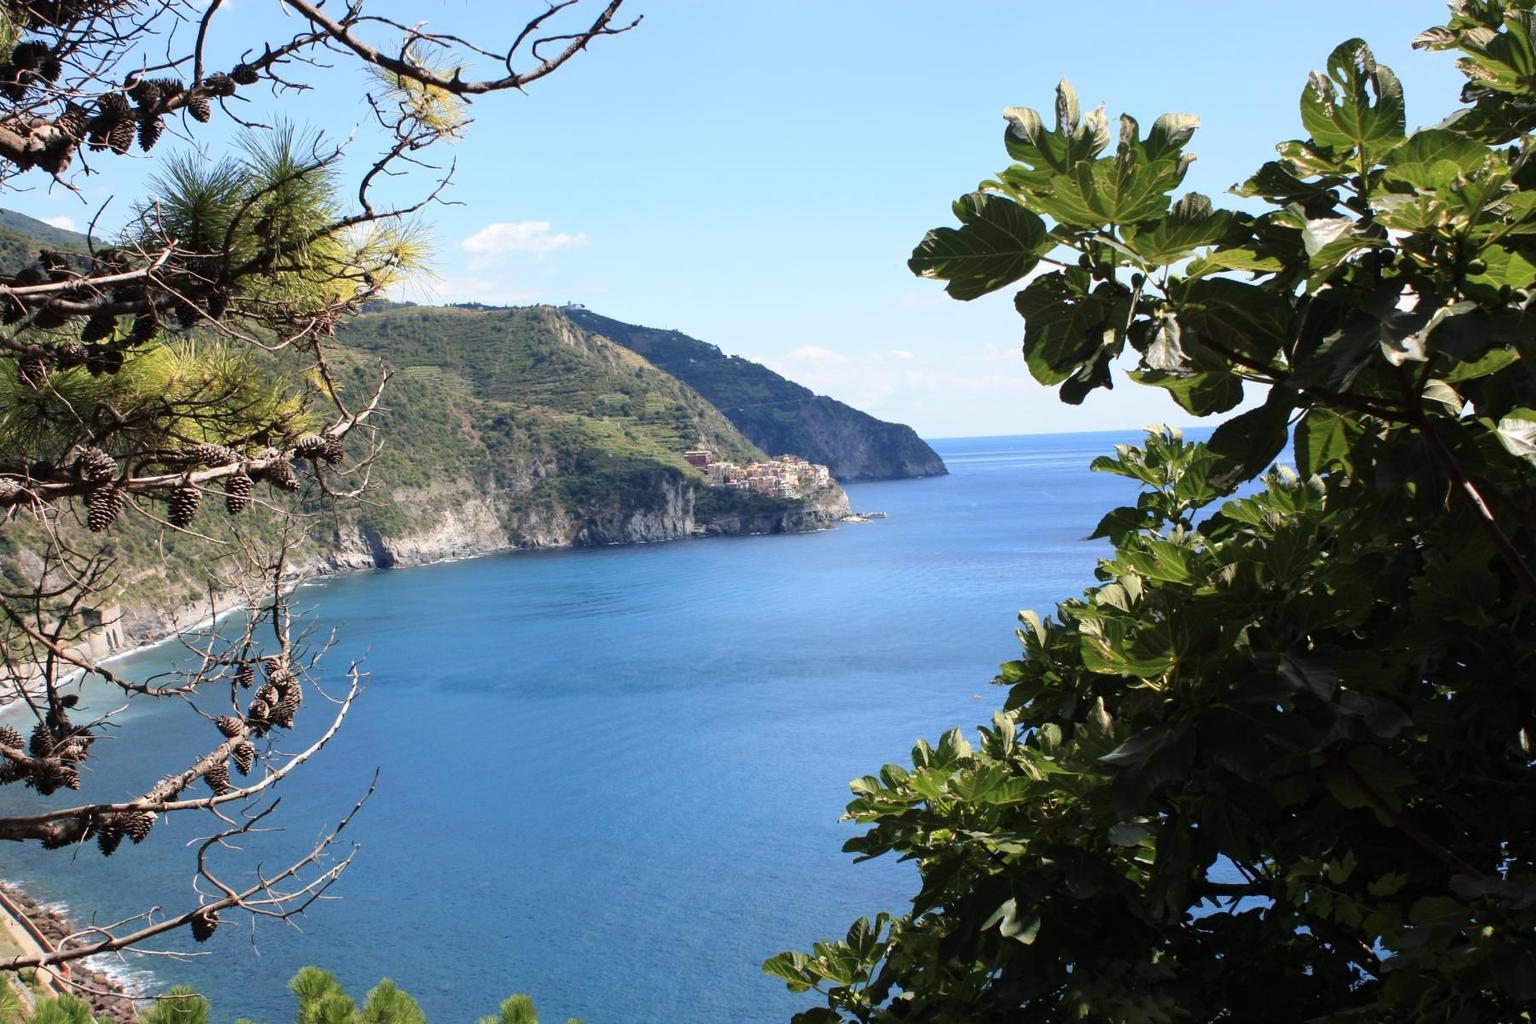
[562,306,947,482]
[0,209,92,250]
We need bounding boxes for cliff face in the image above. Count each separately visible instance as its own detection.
[561,307,948,481]
[319,472,849,573]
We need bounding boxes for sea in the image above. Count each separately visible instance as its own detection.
[0,431,1174,1024]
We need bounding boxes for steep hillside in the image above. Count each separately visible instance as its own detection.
[561,306,947,481]
[0,208,90,274]
[0,214,852,655]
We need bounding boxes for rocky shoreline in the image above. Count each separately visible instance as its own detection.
[0,883,139,1021]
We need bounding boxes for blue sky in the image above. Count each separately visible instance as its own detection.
[12,2,1470,438]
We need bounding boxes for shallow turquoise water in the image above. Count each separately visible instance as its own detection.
[0,431,1155,1023]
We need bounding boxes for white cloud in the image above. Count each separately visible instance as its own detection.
[783,344,849,365]
[39,215,76,231]
[891,349,916,360]
[461,221,588,258]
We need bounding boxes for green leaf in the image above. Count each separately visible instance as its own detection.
[1014,271,1109,386]
[980,898,1042,945]
[1234,160,1346,206]
[1108,822,1151,846]
[1495,408,1536,465]
[1175,277,1293,365]
[1206,388,1295,489]
[1409,896,1467,927]
[1381,127,1491,191]
[909,192,1048,300]
[1298,39,1406,160]
[1297,211,1385,289]
[1185,247,1285,280]
[1294,407,1355,476]
[1128,369,1244,416]
[1122,192,1235,264]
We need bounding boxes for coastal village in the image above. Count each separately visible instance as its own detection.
[683,447,833,499]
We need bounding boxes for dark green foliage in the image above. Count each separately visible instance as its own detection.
[774,6,1536,1022]
[138,987,209,1024]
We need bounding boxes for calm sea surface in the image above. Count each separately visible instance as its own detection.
[0,431,1167,1023]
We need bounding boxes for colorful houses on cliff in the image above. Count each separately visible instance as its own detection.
[683,448,832,499]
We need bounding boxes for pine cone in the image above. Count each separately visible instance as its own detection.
[0,760,24,785]
[55,738,88,764]
[224,470,252,514]
[181,442,238,467]
[0,726,23,750]
[86,346,124,375]
[121,810,155,842]
[205,289,229,321]
[150,78,184,102]
[263,455,299,492]
[202,72,235,97]
[292,433,327,459]
[233,660,254,688]
[32,303,70,329]
[271,690,299,729]
[246,696,271,729]
[74,445,116,482]
[38,54,59,83]
[30,759,79,794]
[106,119,134,155]
[232,741,255,776]
[79,312,116,343]
[174,299,199,328]
[96,822,122,857]
[261,656,290,684]
[7,41,44,70]
[230,63,259,86]
[167,485,200,528]
[17,356,47,388]
[54,341,86,369]
[127,78,161,107]
[214,715,243,738]
[186,92,211,123]
[40,823,82,849]
[56,103,87,140]
[189,907,219,942]
[37,139,74,177]
[98,91,131,122]
[137,116,162,152]
[255,682,278,706]
[28,723,53,758]
[129,313,158,344]
[86,484,124,532]
[321,435,345,465]
[203,760,231,796]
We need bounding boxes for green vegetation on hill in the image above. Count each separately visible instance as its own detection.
[0,215,845,646]
[0,210,89,275]
[560,307,947,481]
[338,303,763,472]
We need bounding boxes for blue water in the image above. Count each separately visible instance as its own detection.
[0,432,1157,1023]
